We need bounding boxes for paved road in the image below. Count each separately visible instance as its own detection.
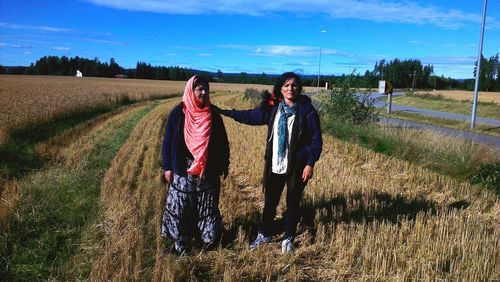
[379,116,500,147]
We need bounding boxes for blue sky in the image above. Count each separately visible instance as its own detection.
[1,0,499,78]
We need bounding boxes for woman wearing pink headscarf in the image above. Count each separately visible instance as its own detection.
[161,75,230,254]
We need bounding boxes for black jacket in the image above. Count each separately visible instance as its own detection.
[162,103,230,178]
[222,95,322,182]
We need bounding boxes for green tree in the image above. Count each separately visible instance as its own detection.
[324,73,378,125]
[108,57,121,77]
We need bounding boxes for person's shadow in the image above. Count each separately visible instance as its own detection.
[300,191,470,242]
[220,211,262,247]
[221,190,470,247]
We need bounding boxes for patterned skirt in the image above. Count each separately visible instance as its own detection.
[161,173,222,246]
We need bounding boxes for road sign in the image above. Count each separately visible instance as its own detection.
[378,80,386,94]
[379,80,393,95]
[385,80,393,94]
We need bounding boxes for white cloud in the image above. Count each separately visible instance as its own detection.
[0,22,119,45]
[0,22,72,32]
[0,42,32,48]
[82,38,122,44]
[53,46,71,51]
[216,44,253,50]
[84,0,500,30]
[421,55,476,66]
[254,45,351,57]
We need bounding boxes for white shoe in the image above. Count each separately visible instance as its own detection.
[174,241,187,255]
[249,232,272,250]
[281,237,294,254]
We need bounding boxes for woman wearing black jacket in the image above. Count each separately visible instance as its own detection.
[161,75,229,254]
[219,72,322,254]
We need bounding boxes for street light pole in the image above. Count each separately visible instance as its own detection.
[471,0,488,129]
[317,29,326,95]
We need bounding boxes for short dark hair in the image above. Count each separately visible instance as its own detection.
[272,72,303,99]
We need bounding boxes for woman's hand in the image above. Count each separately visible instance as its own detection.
[164,170,173,187]
[302,165,314,182]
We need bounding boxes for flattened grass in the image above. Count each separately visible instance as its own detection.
[82,94,499,281]
[0,103,156,281]
[2,92,499,281]
[0,103,133,181]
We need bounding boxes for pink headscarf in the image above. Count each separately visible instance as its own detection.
[182,76,211,177]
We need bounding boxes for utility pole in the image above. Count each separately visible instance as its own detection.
[317,30,326,95]
[471,0,488,129]
[412,70,416,91]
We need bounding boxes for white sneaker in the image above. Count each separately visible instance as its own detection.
[281,237,294,254]
[174,241,187,255]
[249,232,272,250]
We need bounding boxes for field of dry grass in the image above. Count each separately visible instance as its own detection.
[0,75,272,145]
[413,89,500,104]
[1,76,499,280]
[63,95,499,281]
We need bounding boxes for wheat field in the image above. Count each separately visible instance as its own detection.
[0,75,272,145]
[68,96,500,280]
[1,76,499,280]
[413,89,500,104]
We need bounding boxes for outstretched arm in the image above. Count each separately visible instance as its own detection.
[212,104,270,126]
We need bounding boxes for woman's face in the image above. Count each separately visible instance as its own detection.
[281,77,299,105]
[193,82,209,107]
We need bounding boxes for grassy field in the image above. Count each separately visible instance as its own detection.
[1,76,500,280]
[412,90,500,104]
[0,75,272,146]
[391,94,500,120]
[378,111,500,137]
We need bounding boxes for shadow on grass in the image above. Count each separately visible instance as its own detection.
[300,191,470,242]
[221,211,262,248]
[221,190,473,249]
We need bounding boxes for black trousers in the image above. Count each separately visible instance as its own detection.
[261,172,307,238]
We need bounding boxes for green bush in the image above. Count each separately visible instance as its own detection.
[406,91,446,101]
[323,74,378,125]
[243,88,261,101]
[243,88,274,108]
[471,163,500,193]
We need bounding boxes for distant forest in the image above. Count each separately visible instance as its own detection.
[0,54,499,91]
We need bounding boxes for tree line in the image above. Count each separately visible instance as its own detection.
[0,56,206,81]
[317,55,499,92]
[0,54,498,91]
[474,54,500,92]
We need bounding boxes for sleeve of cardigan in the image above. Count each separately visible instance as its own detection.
[161,108,176,171]
[305,108,323,166]
[217,113,230,178]
[221,107,269,126]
